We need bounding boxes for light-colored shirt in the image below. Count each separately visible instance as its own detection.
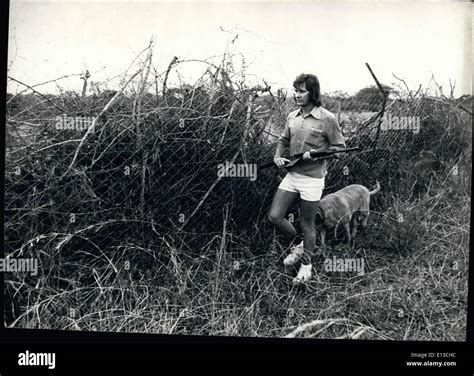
[277,106,346,178]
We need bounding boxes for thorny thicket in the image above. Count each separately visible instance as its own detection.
[5,39,471,339]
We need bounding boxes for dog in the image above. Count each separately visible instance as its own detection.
[316,181,380,246]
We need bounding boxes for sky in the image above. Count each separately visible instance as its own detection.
[7,0,473,97]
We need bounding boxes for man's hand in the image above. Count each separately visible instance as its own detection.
[274,157,291,168]
[302,149,317,160]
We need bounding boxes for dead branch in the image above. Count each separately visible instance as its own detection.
[162,56,179,100]
[61,68,143,177]
[8,76,65,113]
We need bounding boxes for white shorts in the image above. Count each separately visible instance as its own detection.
[278,172,325,202]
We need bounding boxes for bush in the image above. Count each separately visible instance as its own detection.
[5,53,471,339]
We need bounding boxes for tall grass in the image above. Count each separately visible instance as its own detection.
[5,165,469,340]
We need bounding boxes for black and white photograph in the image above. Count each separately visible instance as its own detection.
[4,0,472,347]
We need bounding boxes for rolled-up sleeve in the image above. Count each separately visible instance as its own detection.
[326,115,346,157]
[277,115,291,148]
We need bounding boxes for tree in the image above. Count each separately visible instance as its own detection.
[354,85,392,111]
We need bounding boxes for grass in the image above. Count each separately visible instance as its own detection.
[5,166,469,340]
[5,52,471,340]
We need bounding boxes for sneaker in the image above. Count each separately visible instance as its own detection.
[283,240,304,266]
[293,263,313,284]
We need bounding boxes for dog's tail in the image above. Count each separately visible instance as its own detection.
[369,180,381,195]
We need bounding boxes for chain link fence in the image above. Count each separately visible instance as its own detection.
[4,48,471,331]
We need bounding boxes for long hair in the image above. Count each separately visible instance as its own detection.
[293,74,322,107]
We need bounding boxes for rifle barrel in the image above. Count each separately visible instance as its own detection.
[259,146,360,171]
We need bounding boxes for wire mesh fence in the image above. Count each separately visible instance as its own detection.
[4,46,472,333]
[6,61,471,234]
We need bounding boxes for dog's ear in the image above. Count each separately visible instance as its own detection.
[315,206,325,224]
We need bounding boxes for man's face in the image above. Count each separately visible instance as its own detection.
[294,83,311,107]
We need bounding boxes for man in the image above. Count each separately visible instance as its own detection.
[268,73,346,284]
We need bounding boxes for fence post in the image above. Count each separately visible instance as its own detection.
[365,63,388,147]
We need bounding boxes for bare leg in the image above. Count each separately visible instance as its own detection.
[268,189,299,239]
[299,199,320,263]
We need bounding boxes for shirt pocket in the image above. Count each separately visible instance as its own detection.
[305,127,326,147]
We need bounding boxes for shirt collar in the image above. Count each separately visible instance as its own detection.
[296,106,321,120]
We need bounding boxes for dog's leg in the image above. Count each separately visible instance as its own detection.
[319,227,326,247]
[360,210,369,228]
[350,215,358,239]
[350,216,358,248]
[343,222,351,246]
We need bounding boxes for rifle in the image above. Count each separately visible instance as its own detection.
[259,146,360,171]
